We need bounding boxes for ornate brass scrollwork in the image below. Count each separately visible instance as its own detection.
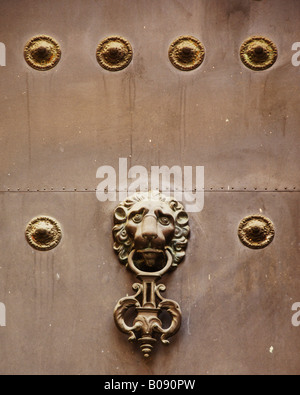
[113,192,190,357]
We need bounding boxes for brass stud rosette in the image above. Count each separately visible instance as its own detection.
[240,36,278,71]
[238,215,275,249]
[169,36,205,71]
[96,36,133,71]
[24,35,61,71]
[25,216,62,251]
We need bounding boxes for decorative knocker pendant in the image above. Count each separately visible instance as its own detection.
[113,192,190,358]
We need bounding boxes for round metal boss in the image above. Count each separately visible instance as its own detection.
[25,216,62,251]
[238,215,275,249]
[96,36,133,71]
[240,36,278,71]
[169,36,205,71]
[24,35,61,71]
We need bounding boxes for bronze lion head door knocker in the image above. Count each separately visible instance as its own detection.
[113,191,190,358]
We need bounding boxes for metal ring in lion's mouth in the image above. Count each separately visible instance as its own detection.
[128,249,173,276]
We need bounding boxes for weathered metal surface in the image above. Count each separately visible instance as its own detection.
[0,0,299,191]
[0,0,299,375]
[0,192,299,374]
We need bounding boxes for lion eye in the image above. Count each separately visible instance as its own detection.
[159,216,171,226]
[132,213,143,223]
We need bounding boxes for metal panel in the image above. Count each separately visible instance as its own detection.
[0,0,299,375]
[0,0,299,191]
[0,192,299,374]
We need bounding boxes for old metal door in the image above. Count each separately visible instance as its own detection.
[0,0,299,375]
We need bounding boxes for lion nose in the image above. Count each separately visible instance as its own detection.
[142,215,158,241]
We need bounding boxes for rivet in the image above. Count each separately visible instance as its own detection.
[24,35,61,71]
[238,215,275,249]
[96,36,133,72]
[240,36,277,71]
[25,216,62,251]
[169,36,205,71]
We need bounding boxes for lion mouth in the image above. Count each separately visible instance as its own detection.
[137,248,164,258]
[136,248,166,269]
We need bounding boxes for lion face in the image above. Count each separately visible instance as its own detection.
[113,192,190,272]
